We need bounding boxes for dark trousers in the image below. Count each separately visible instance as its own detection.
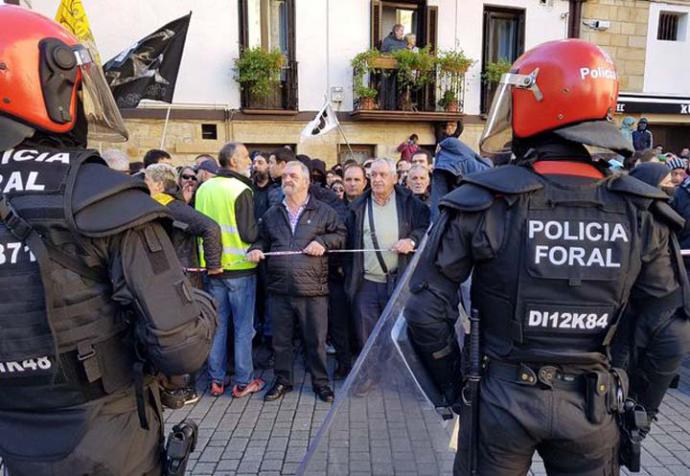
[328,278,352,367]
[454,374,619,475]
[270,294,329,388]
[353,279,390,349]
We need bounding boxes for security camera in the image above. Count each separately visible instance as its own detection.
[583,20,611,31]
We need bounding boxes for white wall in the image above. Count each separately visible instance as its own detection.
[26,0,568,114]
[645,2,690,95]
[30,0,240,107]
[439,0,569,115]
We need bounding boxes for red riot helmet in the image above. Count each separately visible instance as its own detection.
[0,5,128,150]
[480,39,633,158]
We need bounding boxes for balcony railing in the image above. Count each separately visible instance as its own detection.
[241,60,298,112]
[352,56,466,119]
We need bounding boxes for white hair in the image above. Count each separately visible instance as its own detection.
[285,160,310,180]
[371,157,397,175]
[102,149,129,172]
[145,163,178,190]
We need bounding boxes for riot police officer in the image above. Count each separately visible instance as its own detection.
[405,39,690,475]
[0,6,216,475]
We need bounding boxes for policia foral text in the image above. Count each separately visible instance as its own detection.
[0,7,217,475]
[405,39,690,475]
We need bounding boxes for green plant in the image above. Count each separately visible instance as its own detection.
[437,49,474,74]
[355,85,378,99]
[234,47,285,98]
[483,58,512,84]
[438,89,458,108]
[392,46,436,91]
[351,49,382,103]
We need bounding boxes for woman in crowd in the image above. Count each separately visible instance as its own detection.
[144,163,222,406]
[178,165,199,204]
[329,178,345,201]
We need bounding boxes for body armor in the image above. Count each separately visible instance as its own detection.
[0,146,167,410]
[441,164,680,366]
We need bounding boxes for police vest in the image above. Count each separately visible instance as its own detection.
[195,176,256,271]
[0,146,162,410]
[441,164,680,365]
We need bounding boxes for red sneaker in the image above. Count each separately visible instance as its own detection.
[232,378,265,398]
[210,381,224,397]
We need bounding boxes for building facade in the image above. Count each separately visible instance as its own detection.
[22,0,572,165]
[578,0,690,153]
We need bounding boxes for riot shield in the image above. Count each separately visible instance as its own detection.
[298,236,458,475]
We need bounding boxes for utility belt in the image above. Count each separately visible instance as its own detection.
[0,331,136,411]
[485,360,628,420]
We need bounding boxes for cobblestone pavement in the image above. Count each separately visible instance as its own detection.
[168,356,690,476]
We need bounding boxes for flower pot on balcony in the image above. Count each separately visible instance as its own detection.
[444,100,459,112]
[359,96,376,110]
[370,56,398,70]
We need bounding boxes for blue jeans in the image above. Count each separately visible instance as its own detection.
[207,275,256,386]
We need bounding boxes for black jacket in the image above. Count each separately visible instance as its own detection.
[250,196,346,296]
[162,195,221,288]
[253,180,272,221]
[344,186,430,301]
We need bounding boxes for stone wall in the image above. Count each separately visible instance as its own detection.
[580,0,650,91]
[100,118,453,167]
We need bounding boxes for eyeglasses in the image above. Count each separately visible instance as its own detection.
[181,174,197,181]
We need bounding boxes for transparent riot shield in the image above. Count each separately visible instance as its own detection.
[298,236,459,476]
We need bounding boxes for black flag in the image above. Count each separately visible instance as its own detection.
[103,13,191,108]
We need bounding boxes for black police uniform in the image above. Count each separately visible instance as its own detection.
[0,144,216,475]
[406,149,688,475]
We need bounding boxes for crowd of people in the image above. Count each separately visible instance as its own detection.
[100,118,690,408]
[108,134,444,404]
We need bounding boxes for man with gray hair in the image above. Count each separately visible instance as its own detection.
[345,158,430,350]
[195,142,264,398]
[102,148,130,173]
[248,161,346,403]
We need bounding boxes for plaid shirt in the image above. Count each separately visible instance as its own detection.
[283,195,310,234]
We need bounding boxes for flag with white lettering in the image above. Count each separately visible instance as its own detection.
[300,101,339,142]
[103,13,191,108]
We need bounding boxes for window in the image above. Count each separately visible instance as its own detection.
[371,1,438,52]
[201,124,218,140]
[246,0,289,54]
[338,144,376,164]
[239,0,297,110]
[481,7,525,113]
[658,12,687,42]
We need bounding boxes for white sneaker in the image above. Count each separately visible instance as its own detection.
[326,343,336,355]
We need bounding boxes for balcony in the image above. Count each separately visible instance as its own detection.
[240,59,299,113]
[350,49,469,122]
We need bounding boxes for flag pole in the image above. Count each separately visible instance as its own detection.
[333,99,354,159]
[160,104,172,149]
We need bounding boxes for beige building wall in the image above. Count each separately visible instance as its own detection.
[105,118,447,167]
[579,0,650,92]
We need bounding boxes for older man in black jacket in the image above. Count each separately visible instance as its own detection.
[345,158,430,349]
[248,161,347,402]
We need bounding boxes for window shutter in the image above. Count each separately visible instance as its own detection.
[425,5,438,53]
[371,0,382,49]
[238,0,248,49]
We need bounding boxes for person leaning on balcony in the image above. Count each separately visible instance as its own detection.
[404,33,419,52]
[381,23,407,52]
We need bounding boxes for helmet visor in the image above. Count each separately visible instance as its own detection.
[480,70,544,156]
[74,46,129,142]
[479,79,513,156]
